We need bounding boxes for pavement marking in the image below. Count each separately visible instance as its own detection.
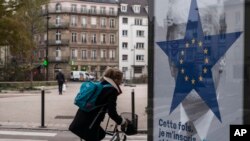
[103,134,147,141]
[0,139,47,141]
[0,131,56,137]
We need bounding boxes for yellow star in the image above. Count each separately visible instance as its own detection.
[198,41,203,47]
[204,48,208,54]
[180,59,184,64]
[181,68,185,74]
[199,76,203,81]
[185,43,189,48]
[203,68,208,74]
[181,50,185,55]
[191,79,195,84]
[204,58,209,64]
[185,76,189,81]
[192,38,195,44]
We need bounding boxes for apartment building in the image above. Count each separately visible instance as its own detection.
[37,0,119,80]
[118,0,148,81]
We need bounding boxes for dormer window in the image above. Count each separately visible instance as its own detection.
[121,4,128,12]
[132,5,141,13]
[145,6,148,13]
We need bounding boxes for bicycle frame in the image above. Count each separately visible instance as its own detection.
[105,117,126,141]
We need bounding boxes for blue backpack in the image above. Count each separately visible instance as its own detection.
[74,81,112,112]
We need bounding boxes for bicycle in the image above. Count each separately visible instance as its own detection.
[105,116,127,141]
[79,118,126,141]
[105,112,138,141]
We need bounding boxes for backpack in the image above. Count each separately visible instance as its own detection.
[74,81,112,112]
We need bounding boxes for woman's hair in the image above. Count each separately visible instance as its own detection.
[102,67,123,82]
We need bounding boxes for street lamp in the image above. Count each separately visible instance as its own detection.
[46,6,51,81]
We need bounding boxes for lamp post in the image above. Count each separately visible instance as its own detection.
[133,46,135,81]
[46,8,50,81]
[131,45,135,83]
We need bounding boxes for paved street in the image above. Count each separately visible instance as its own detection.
[0,82,148,140]
[0,128,147,141]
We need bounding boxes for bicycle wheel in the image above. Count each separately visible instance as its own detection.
[110,132,120,141]
[121,134,127,141]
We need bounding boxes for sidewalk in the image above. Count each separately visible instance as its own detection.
[0,82,148,133]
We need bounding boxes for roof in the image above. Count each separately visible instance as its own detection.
[119,0,148,16]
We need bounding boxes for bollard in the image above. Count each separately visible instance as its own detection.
[40,86,46,128]
[131,89,135,123]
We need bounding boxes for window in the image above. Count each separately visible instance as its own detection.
[71,4,77,12]
[109,8,115,15]
[101,34,106,44]
[44,33,47,41]
[81,50,87,59]
[134,66,143,73]
[91,17,96,26]
[100,7,106,14]
[81,5,87,13]
[136,43,144,49]
[56,30,61,41]
[136,30,144,37]
[122,55,128,61]
[82,17,86,27]
[91,50,97,59]
[121,5,127,12]
[71,49,77,60]
[110,19,115,28]
[71,15,77,26]
[122,30,128,36]
[81,33,87,43]
[56,47,61,58]
[136,55,144,61]
[122,17,128,24]
[133,5,141,13]
[91,34,96,44]
[90,6,96,14]
[55,3,62,12]
[122,42,128,49]
[110,34,115,44]
[101,50,106,59]
[100,18,106,27]
[109,50,115,59]
[135,19,142,25]
[56,16,61,26]
[72,33,77,43]
[122,67,128,72]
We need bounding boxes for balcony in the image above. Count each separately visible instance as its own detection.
[49,56,70,63]
[48,39,69,46]
[41,8,118,17]
[49,22,69,29]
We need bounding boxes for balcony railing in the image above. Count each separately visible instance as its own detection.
[41,8,118,16]
[49,22,69,29]
[49,56,70,63]
[48,39,69,46]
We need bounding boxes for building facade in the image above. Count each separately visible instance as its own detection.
[118,0,148,81]
[37,0,119,80]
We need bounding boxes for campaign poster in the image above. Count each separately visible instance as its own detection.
[153,0,244,141]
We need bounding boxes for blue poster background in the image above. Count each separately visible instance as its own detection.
[153,0,244,140]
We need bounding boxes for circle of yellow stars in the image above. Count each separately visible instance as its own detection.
[179,38,209,85]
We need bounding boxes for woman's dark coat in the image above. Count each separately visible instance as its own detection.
[69,79,123,141]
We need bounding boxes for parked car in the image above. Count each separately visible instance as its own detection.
[70,71,95,81]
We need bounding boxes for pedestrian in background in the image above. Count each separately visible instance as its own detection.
[56,70,65,95]
[69,67,128,141]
